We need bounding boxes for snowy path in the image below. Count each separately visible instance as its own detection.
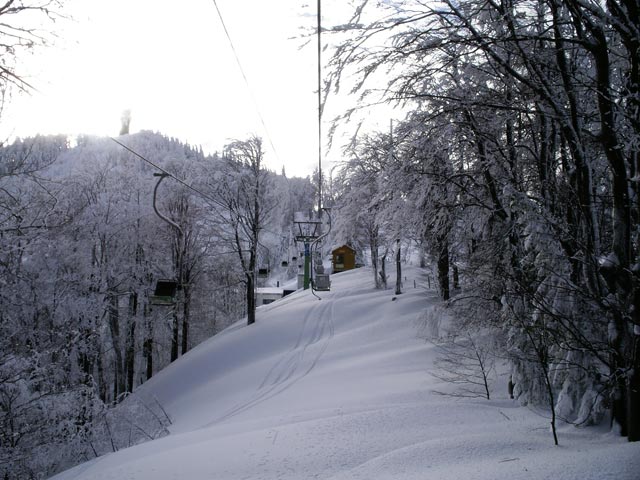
[208,286,342,425]
[52,267,640,480]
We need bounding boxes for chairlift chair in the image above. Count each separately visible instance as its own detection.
[150,279,178,306]
[314,273,331,291]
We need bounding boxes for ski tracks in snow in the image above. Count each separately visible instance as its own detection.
[208,289,345,426]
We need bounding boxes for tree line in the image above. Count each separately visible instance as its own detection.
[0,132,314,477]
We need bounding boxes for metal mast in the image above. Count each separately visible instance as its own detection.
[317,0,323,215]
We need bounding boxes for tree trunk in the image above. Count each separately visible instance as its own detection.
[627,328,640,440]
[97,343,107,403]
[248,158,260,325]
[452,263,459,290]
[246,272,256,325]
[107,293,125,401]
[437,239,450,301]
[395,239,402,295]
[380,249,387,289]
[370,230,380,289]
[170,308,179,362]
[181,276,190,354]
[125,292,137,393]
[588,24,636,438]
[125,320,135,393]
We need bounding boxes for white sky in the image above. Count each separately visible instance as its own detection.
[1,0,357,178]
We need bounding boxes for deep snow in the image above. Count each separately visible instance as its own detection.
[52,267,640,479]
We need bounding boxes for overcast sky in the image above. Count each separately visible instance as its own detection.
[1,0,357,178]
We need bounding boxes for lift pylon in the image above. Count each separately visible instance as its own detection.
[293,211,323,290]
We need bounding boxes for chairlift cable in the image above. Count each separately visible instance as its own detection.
[210,0,282,166]
[110,137,226,211]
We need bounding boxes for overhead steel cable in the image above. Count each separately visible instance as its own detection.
[210,0,282,166]
[110,137,226,211]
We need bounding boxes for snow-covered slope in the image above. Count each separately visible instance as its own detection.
[52,267,640,479]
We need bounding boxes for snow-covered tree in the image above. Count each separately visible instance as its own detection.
[326,0,640,440]
[208,136,275,326]
[0,131,302,476]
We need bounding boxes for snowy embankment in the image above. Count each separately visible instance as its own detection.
[52,267,639,479]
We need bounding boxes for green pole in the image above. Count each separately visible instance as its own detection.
[304,243,311,290]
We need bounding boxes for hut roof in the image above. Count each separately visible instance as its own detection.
[332,244,355,253]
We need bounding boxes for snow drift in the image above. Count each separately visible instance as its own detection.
[52,267,640,479]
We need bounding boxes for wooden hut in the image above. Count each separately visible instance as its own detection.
[331,245,356,273]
